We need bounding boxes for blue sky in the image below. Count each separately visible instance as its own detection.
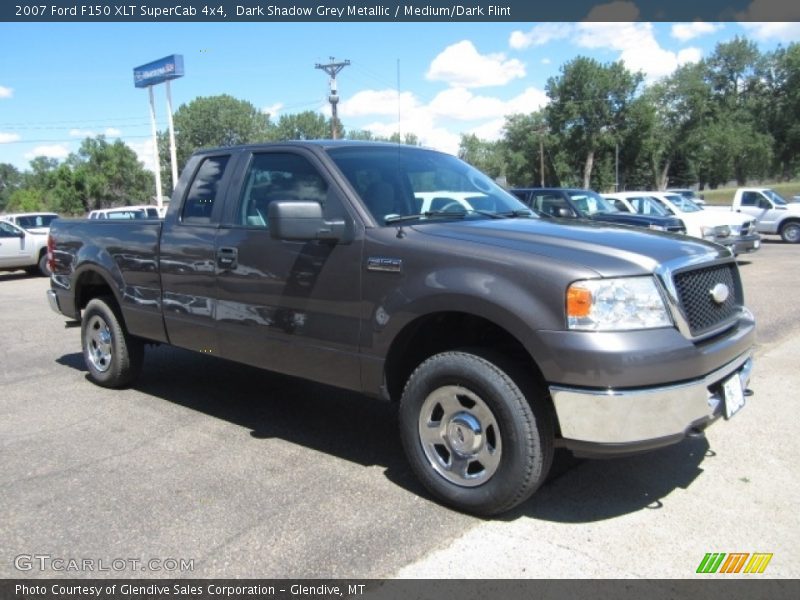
[1,19,798,172]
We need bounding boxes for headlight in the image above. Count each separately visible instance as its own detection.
[566,276,672,331]
[701,225,731,239]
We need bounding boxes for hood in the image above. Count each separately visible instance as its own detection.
[412,218,725,278]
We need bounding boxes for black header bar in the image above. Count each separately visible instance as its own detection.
[3,1,798,22]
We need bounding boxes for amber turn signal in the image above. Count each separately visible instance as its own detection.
[567,285,593,318]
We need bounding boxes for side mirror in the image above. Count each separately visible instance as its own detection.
[557,207,574,218]
[268,201,345,242]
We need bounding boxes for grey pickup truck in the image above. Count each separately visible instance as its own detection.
[47,141,755,515]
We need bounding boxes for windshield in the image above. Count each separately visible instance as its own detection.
[326,146,534,225]
[764,189,787,206]
[567,190,618,215]
[15,214,57,229]
[662,193,702,213]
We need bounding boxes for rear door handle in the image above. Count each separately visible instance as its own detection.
[216,247,238,270]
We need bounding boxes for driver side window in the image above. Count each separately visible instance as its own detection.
[237,153,329,229]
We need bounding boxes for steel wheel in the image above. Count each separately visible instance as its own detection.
[85,315,113,373]
[418,385,501,487]
[780,222,800,243]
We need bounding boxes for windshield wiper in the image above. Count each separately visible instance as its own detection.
[384,209,509,224]
[495,209,535,218]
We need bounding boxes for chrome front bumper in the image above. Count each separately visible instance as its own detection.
[46,289,61,315]
[550,351,753,447]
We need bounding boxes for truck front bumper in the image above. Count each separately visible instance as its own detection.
[46,289,62,315]
[722,233,761,255]
[550,351,753,457]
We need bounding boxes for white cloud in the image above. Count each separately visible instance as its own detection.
[338,89,420,118]
[69,128,94,137]
[126,139,158,172]
[262,102,284,116]
[738,22,800,43]
[509,24,572,50]
[541,58,552,65]
[0,132,21,143]
[24,144,70,160]
[677,47,703,66]
[0,86,12,99]
[69,127,122,138]
[671,22,723,42]
[427,40,526,88]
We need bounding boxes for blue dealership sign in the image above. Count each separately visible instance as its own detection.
[133,54,184,88]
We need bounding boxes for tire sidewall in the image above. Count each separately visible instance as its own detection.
[399,351,550,515]
[781,222,800,243]
[81,297,141,388]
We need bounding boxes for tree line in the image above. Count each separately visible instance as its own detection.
[463,37,800,191]
[2,36,797,215]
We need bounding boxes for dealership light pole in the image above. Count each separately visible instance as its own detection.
[133,54,184,207]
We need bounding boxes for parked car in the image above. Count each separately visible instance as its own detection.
[510,188,686,234]
[0,219,50,276]
[666,188,706,206]
[1,212,60,234]
[606,191,760,255]
[87,205,164,220]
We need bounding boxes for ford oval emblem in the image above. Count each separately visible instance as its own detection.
[710,283,730,304]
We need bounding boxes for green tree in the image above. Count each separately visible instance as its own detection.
[545,57,643,188]
[272,111,330,140]
[0,163,22,212]
[163,94,274,176]
[67,136,154,211]
[458,134,504,180]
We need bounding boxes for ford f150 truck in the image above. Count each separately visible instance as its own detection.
[723,188,800,243]
[46,141,755,515]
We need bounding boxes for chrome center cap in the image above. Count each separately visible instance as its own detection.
[446,413,483,455]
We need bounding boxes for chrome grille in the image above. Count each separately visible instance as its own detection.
[673,263,741,336]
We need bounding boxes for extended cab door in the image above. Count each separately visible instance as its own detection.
[738,191,780,232]
[159,151,236,354]
[0,221,35,267]
[213,148,363,391]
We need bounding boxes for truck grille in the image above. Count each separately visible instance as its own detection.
[673,263,742,336]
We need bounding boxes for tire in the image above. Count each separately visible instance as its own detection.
[81,296,144,388]
[399,350,553,516]
[780,221,800,244]
[37,252,50,277]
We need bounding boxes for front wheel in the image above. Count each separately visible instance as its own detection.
[780,221,800,243]
[399,350,553,516]
[81,296,144,388]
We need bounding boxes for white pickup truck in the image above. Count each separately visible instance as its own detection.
[724,188,800,243]
[604,191,761,255]
[0,219,50,276]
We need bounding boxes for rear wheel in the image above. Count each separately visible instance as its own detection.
[81,296,144,388]
[780,221,800,243]
[37,252,50,276]
[399,350,553,516]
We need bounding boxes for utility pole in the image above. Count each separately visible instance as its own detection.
[315,57,350,140]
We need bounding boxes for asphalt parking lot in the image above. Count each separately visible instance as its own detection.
[1,237,798,579]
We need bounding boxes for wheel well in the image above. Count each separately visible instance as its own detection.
[384,312,548,403]
[74,270,115,314]
[780,218,800,230]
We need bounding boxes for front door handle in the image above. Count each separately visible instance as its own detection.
[216,247,238,270]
